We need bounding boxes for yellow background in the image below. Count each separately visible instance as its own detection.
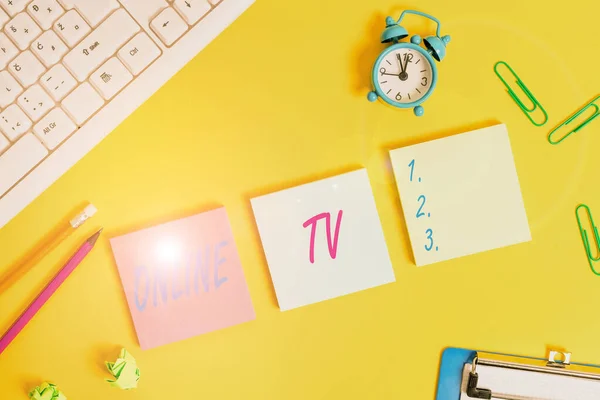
[1,0,600,398]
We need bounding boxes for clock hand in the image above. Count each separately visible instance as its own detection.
[396,53,405,75]
[398,53,409,81]
[381,72,400,76]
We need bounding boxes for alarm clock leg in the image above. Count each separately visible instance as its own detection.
[367,91,378,102]
[414,105,424,117]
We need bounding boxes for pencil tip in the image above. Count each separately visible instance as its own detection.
[88,228,103,246]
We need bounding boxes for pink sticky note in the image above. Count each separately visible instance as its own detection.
[110,208,255,349]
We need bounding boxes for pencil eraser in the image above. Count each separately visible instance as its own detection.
[84,204,97,218]
[70,204,98,228]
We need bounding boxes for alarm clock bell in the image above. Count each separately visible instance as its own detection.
[380,15,451,61]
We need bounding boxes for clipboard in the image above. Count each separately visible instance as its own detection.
[436,347,600,400]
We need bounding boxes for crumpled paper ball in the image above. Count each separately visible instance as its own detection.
[105,348,141,390]
[29,382,66,400]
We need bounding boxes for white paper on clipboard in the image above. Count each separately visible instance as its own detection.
[459,362,600,400]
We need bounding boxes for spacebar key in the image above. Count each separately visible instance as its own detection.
[63,9,140,81]
[0,133,48,196]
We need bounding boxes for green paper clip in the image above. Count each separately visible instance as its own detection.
[575,204,600,276]
[494,61,548,127]
[548,95,600,145]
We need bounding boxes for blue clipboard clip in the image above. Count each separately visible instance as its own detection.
[436,348,599,400]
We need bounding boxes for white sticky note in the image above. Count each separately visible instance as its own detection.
[251,169,395,311]
[390,124,531,266]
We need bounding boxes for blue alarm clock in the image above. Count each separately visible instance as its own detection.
[367,10,451,116]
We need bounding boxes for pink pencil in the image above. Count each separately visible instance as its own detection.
[0,229,102,355]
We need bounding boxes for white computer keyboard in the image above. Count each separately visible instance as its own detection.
[0,0,254,229]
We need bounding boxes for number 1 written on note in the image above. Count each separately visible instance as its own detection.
[408,159,421,183]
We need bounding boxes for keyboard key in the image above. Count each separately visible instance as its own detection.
[70,0,119,27]
[54,9,90,47]
[0,32,18,68]
[0,131,8,153]
[33,107,75,149]
[0,70,23,107]
[55,0,73,8]
[174,0,211,25]
[61,82,103,124]
[116,0,168,29]
[0,133,48,196]
[151,7,187,46]
[40,63,76,100]
[63,8,139,81]
[5,12,43,50]
[118,33,160,76]
[0,7,9,27]
[8,50,46,87]
[31,30,67,66]
[28,0,64,30]
[0,0,29,17]
[0,103,31,140]
[90,57,131,100]
[18,84,53,121]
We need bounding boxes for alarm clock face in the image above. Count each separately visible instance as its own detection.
[374,45,436,106]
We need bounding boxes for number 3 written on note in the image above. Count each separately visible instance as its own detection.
[425,229,438,251]
[425,229,434,251]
